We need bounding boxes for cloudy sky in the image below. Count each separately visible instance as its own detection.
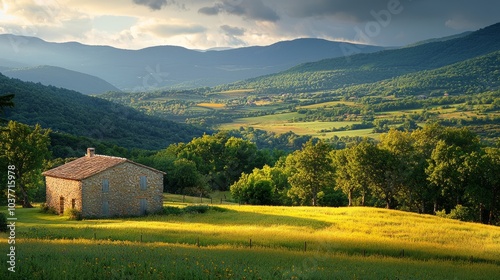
[0,0,499,50]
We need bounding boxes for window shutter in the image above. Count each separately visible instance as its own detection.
[102,179,109,192]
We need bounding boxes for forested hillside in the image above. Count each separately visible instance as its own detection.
[324,50,500,98]
[219,22,500,94]
[0,74,207,150]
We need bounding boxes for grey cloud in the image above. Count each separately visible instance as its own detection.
[133,0,170,11]
[220,25,246,36]
[284,0,397,22]
[198,6,220,15]
[283,0,500,28]
[198,0,279,22]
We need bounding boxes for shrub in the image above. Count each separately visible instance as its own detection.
[435,205,476,222]
[317,189,348,207]
[183,205,210,214]
[161,205,227,216]
[231,178,274,205]
[64,208,82,221]
[435,209,448,218]
[448,205,476,222]
[0,212,7,232]
[163,206,183,215]
[39,203,57,214]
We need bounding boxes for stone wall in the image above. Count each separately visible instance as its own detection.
[45,177,82,214]
[81,162,163,217]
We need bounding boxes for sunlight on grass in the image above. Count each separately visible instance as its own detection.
[1,204,499,279]
[197,102,226,109]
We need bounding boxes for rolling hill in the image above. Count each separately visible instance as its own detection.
[220,22,500,94]
[325,50,500,98]
[2,65,120,95]
[0,73,207,150]
[0,35,385,90]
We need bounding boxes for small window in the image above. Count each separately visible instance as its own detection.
[71,199,76,209]
[102,201,109,216]
[59,197,64,214]
[140,176,147,190]
[102,179,109,193]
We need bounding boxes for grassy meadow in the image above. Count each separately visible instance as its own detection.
[1,197,500,279]
[219,112,373,138]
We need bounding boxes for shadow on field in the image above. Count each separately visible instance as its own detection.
[177,208,331,229]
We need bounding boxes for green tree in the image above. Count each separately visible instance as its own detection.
[170,158,208,196]
[230,172,274,205]
[0,121,51,208]
[230,164,290,205]
[172,132,266,191]
[466,147,500,224]
[411,123,447,213]
[378,129,415,209]
[359,142,400,209]
[482,148,500,224]
[426,127,481,211]
[0,93,14,124]
[332,148,363,206]
[0,93,14,111]
[177,133,228,190]
[223,137,265,187]
[287,140,335,206]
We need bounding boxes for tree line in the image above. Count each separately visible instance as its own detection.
[135,121,500,225]
[230,124,500,225]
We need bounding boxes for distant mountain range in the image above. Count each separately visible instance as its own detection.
[220,22,500,94]
[2,65,120,95]
[0,36,385,92]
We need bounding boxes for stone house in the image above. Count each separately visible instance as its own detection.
[43,148,165,218]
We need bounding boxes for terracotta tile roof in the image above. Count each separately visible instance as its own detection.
[42,154,165,181]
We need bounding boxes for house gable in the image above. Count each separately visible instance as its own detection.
[45,177,82,215]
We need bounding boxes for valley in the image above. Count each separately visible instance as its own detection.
[99,23,500,144]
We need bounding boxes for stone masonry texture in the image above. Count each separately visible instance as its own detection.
[45,161,163,218]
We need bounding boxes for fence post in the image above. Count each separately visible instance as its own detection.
[250,239,252,248]
[93,232,96,240]
[304,241,307,252]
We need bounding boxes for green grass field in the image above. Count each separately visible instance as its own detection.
[220,112,370,137]
[1,197,499,279]
[298,101,358,109]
